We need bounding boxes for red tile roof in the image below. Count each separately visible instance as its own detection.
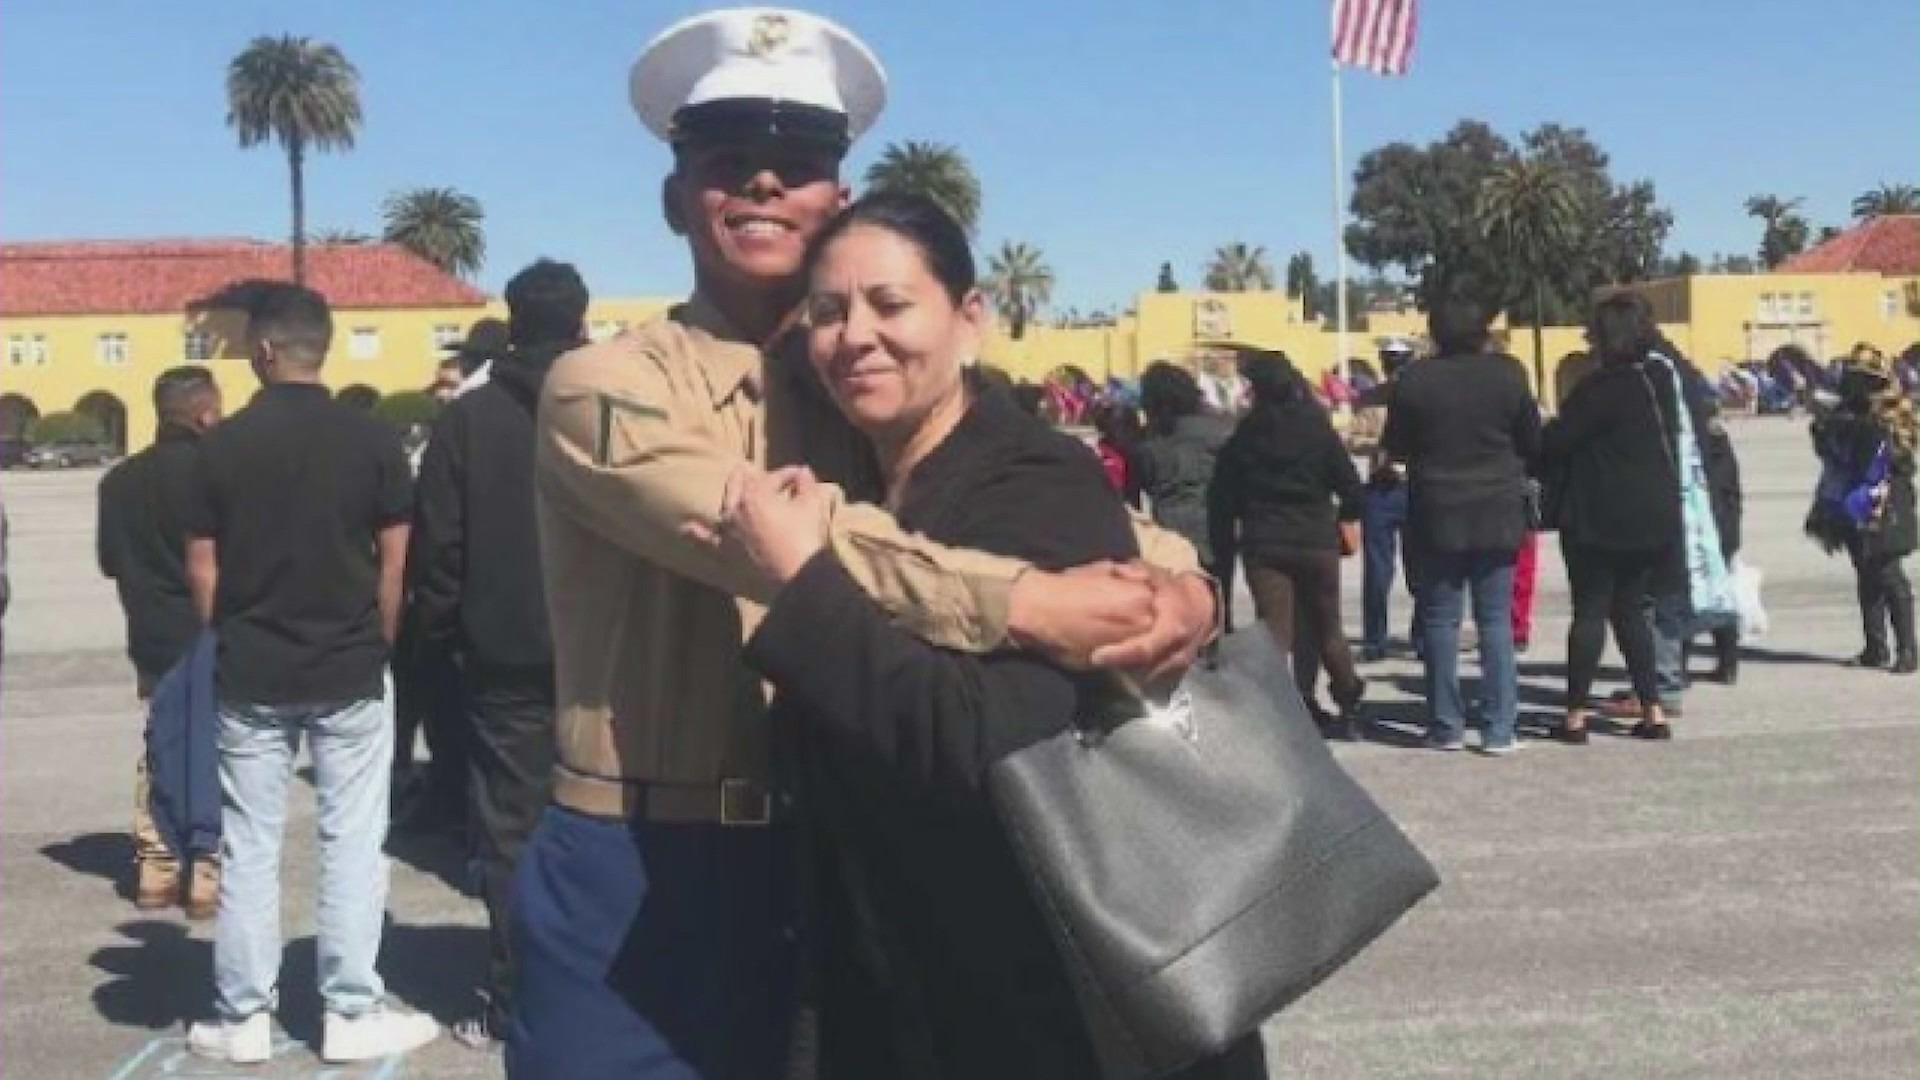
[0,239,489,317]
[1778,215,1920,275]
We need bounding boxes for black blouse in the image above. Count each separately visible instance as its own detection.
[746,386,1137,1078]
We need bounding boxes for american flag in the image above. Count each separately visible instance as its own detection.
[1331,0,1419,76]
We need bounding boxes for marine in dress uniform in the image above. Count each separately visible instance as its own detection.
[508,10,1210,1078]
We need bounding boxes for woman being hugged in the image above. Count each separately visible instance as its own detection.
[718,192,1266,1080]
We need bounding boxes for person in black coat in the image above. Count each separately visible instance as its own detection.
[1382,284,1541,754]
[1541,293,1687,742]
[1209,349,1367,736]
[406,259,585,1048]
[98,365,225,913]
[720,194,1266,1080]
[1134,361,1234,618]
[1807,342,1919,672]
[1690,403,1745,683]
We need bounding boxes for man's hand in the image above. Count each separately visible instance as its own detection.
[1007,562,1158,671]
[1090,565,1219,690]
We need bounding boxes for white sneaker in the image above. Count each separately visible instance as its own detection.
[322,1006,440,1063]
[1478,738,1523,757]
[187,1012,273,1064]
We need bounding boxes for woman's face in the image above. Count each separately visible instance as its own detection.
[805,224,984,440]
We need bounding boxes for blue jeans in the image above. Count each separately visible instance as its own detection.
[507,806,796,1079]
[1419,549,1519,747]
[1647,589,1689,706]
[214,688,394,1021]
[1361,486,1419,650]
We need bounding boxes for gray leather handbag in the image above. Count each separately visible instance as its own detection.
[987,630,1440,1080]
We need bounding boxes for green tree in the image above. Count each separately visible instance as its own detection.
[1853,183,1920,219]
[382,187,487,277]
[374,390,441,429]
[226,35,363,284]
[1346,120,1672,320]
[1203,242,1274,291]
[1745,194,1811,269]
[983,242,1053,340]
[27,411,107,447]
[1477,157,1583,393]
[313,227,372,244]
[1659,251,1702,277]
[863,141,983,235]
[1155,262,1179,292]
[1284,252,1319,317]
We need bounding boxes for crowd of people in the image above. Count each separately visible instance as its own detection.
[1094,294,1917,753]
[80,7,1917,1079]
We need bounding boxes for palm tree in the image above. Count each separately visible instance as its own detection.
[1203,243,1275,292]
[1476,157,1583,395]
[863,141,983,235]
[226,35,363,284]
[382,187,487,278]
[1852,183,1920,220]
[1745,194,1811,269]
[984,242,1053,340]
[1284,251,1319,318]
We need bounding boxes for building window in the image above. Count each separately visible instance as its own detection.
[1797,292,1815,318]
[184,329,214,361]
[5,336,26,367]
[349,327,381,360]
[431,324,462,352]
[96,332,130,366]
[1757,293,1774,321]
[1884,290,1901,319]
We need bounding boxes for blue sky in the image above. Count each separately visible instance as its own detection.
[2,0,1915,310]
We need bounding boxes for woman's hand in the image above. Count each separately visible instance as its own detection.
[719,465,831,588]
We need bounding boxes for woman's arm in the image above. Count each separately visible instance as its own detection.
[745,446,1133,798]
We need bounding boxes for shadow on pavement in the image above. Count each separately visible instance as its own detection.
[88,918,485,1044]
[41,831,133,900]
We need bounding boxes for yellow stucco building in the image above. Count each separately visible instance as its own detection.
[6,218,1915,454]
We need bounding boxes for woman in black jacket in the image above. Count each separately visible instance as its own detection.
[1541,293,1684,742]
[718,194,1266,1080]
[1208,349,1366,737]
[1807,343,1919,672]
[1135,361,1234,593]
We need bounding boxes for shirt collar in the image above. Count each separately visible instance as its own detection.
[681,293,809,409]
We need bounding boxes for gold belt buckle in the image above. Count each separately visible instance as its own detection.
[719,778,771,827]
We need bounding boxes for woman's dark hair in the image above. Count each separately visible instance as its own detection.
[805,191,976,305]
[1586,292,1660,366]
[1139,361,1204,430]
[1425,274,1497,355]
[1238,349,1307,410]
[1092,401,1143,446]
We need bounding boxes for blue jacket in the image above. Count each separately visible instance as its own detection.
[145,631,220,858]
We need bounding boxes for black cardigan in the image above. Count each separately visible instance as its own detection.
[1541,359,1687,552]
[747,390,1257,1080]
[1207,396,1363,564]
[1381,351,1541,555]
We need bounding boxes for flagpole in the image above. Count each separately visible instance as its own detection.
[1330,56,1350,404]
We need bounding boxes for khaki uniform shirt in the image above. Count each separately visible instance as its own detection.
[536,297,1198,816]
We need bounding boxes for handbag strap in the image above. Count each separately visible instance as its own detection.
[1634,361,1678,480]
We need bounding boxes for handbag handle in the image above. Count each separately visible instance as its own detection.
[1635,361,1678,480]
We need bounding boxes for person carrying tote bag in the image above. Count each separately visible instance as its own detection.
[721,194,1435,1080]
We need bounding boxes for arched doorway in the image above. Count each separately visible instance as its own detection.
[0,394,39,440]
[75,391,128,454]
[337,385,382,411]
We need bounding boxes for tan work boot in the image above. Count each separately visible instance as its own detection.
[135,861,180,911]
[184,859,219,921]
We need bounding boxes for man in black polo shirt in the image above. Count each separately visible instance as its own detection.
[408,259,582,1049]
[98,365,224,916]
[182,283,438,1065]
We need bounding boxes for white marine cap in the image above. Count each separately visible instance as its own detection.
[629,8,887,154]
